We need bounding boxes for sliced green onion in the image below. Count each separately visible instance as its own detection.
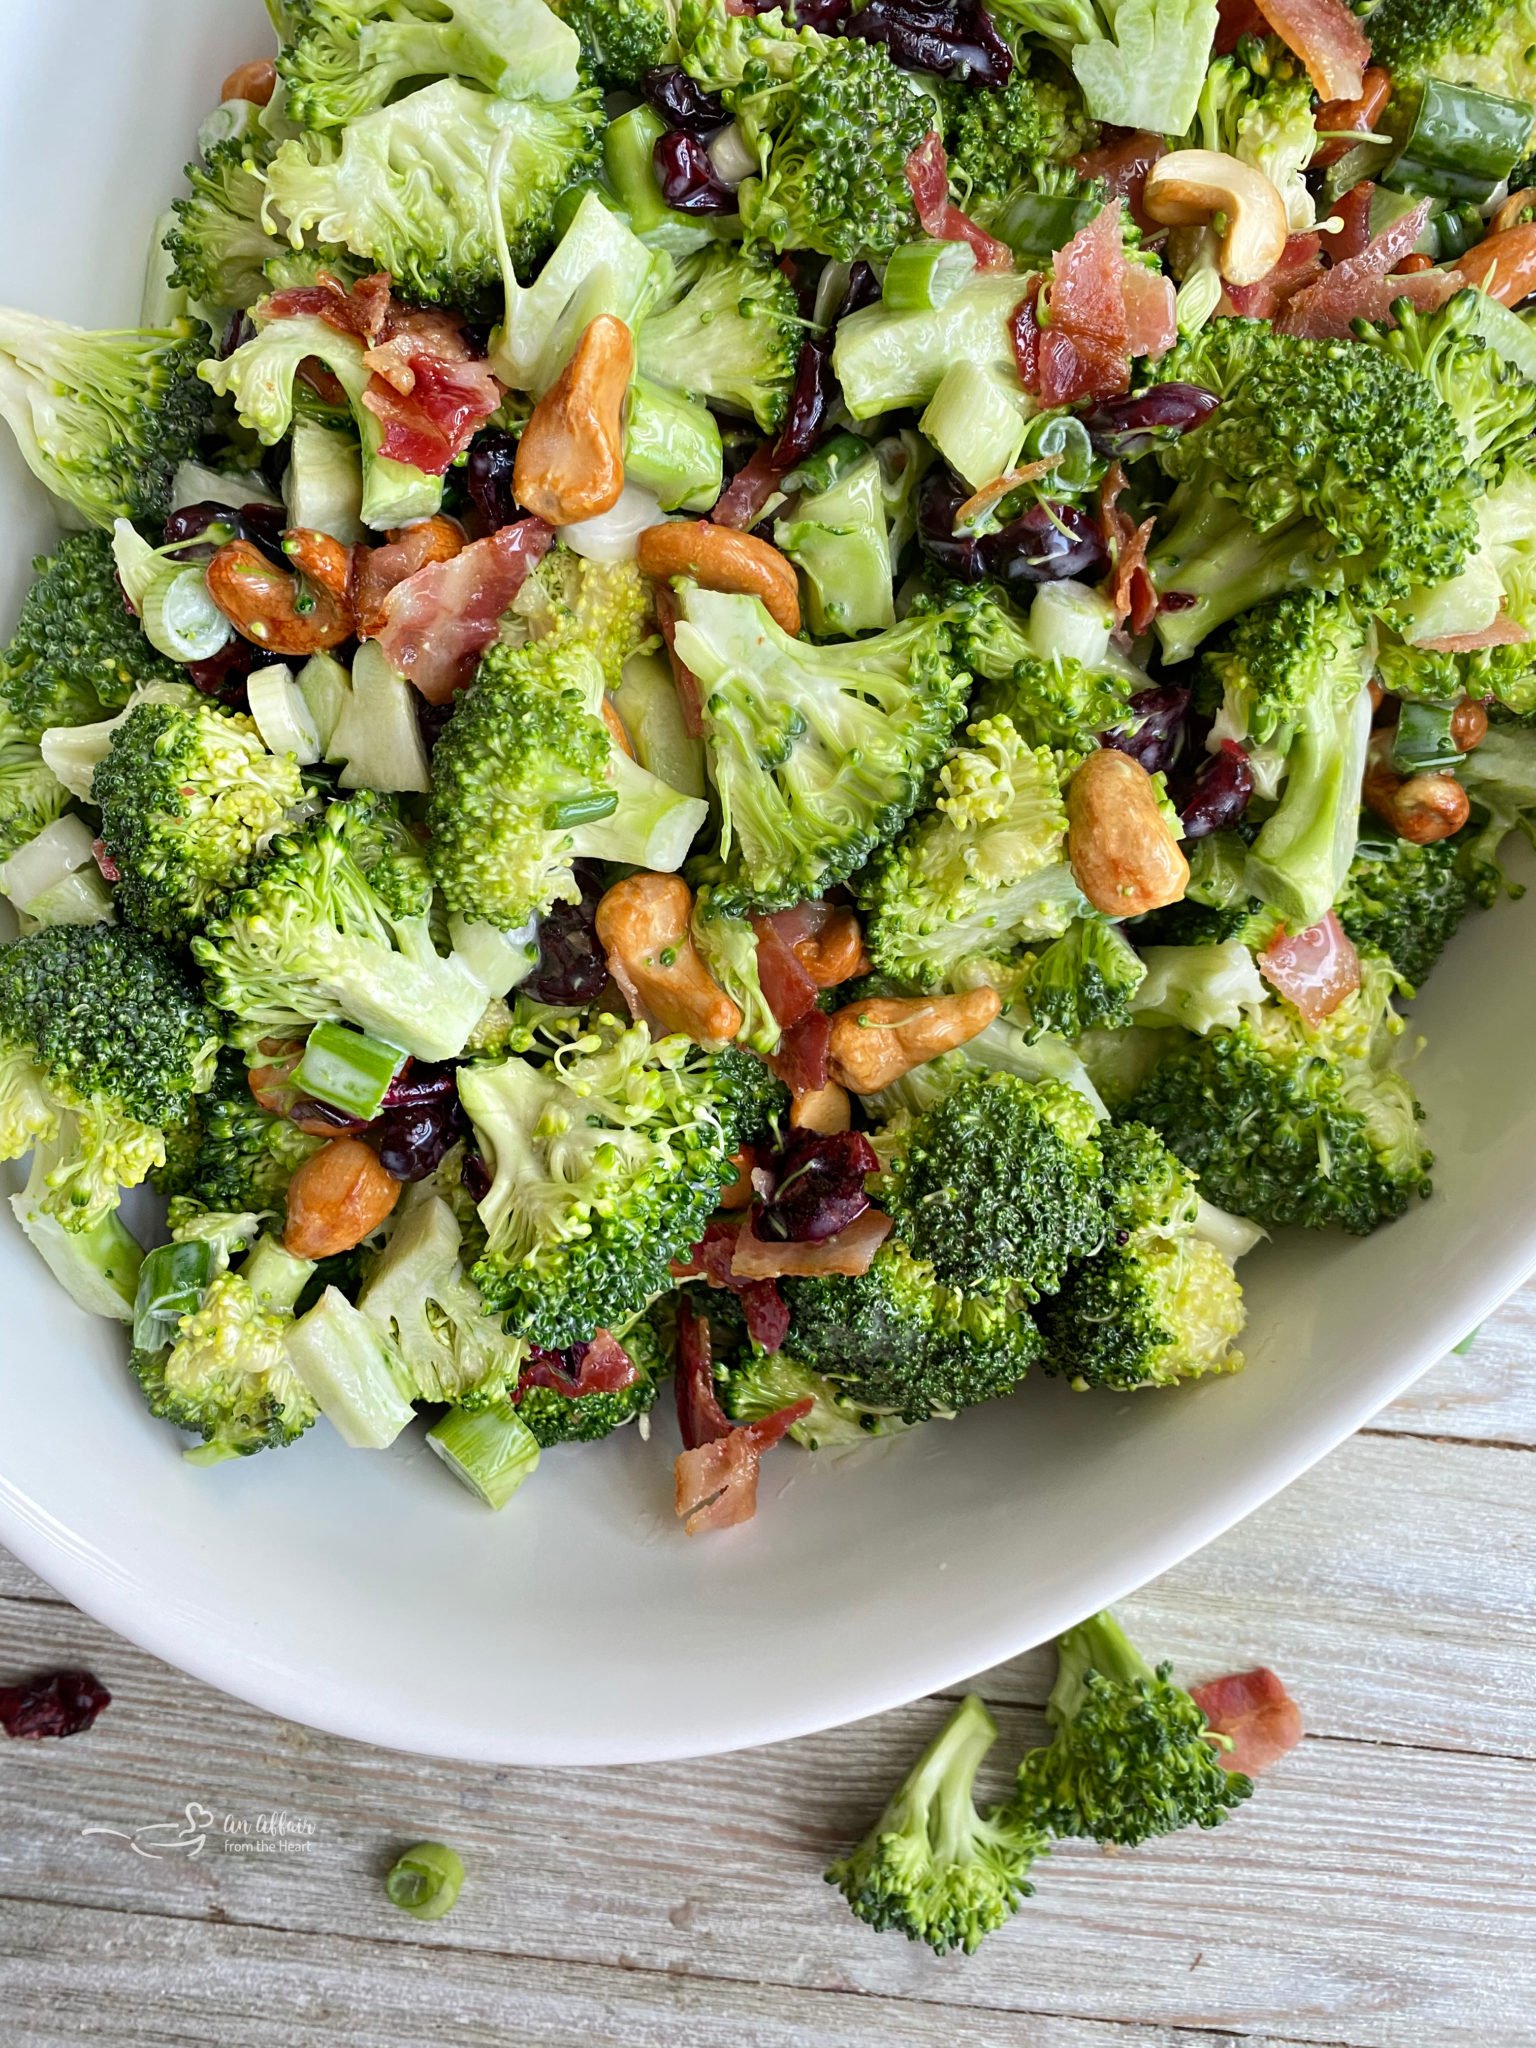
[1391,699,1464,775]
[992,186,1097,266]
[1020,411,1095,492]
[1429,202,1485,262]
[140,565,234,664]
[546,789,619,829]
[427,1403,540,1510]
[385,1841,466,1920]
[883,237,978,313]
[248,663,323,765]
[1386,80,1534,204]
[1319,135,1394,211]
[293,1020,407,1121]
[133,1240,214,1352]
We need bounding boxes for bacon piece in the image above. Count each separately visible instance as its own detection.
[1256,0,1370,101]
[353,516,466,637]
[730,1204,892,1281]
[361,350,501,475]
[674,1393,815,1535]
[751,913,821,1029]
[675,1291,733,1449]
[672,1222,793,1356]
[1098,463,1159,633]
[769,1005,831,1097]
[1220,233,1323,319]
[1121,263,1177,361]
[1278,201,1459,339]
[904,133,1014,271]
[1072,130,1167,233]
[1190,1667,1305,1774]
[266,269,395,345]
[1016,202,1170,410]
[515,1331,640,1404]
[375,517,554,703]
[1259,910,1360,1026]
[1418,615,1531,654]
[91,838,120,884]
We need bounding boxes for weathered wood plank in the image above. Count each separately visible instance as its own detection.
[0,1900,1337,2048]
[1364,1288,1536,1446]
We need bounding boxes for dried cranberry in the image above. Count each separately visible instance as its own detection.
[1079,383,1220,460]
[288,1098,368,1137]
[416,697,455,753]
[917,466,991,580]
[848,0,1013,86]
[1181,739,1255,839]
[239,501,289,563]
[758,1128,879,1243]
[465,428,520,532]
[162,500,241,562]
[219,310,250,360]
[793,0,854,26]
[1159,589,1199,613]
[654,130,736,214]
[1103,685,1191,777]
[372,1096,467,1182]
[461,1146,493,1204]
[985,500,1107,590]
[771,335,837,470]
[643,65,728,136]
[381,1062,458,1110]
[185,637,258,708]
[524,867,608,1006]
[0,1669,111,1740]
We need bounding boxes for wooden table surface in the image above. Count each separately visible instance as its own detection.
[1,1288,1533,2048]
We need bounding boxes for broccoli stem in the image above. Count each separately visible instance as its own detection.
[904,1693,1006,1864]
[1047,1608,1154,1726]
[1150,491,1323,662]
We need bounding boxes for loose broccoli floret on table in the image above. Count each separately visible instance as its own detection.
[0,531,175,739]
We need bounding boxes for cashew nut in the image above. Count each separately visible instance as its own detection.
[283,527,353,604]
[284,1137,401,1260]
[718,1146,758,1209]
[207,538,353,655]
[513,314,633,528]
[1143,150,1288,289]
[1363,735,1471,845]
[790,1081,852,1134]
[221,57,276,105]
[1067,748,1190,918]
[792,907,869,990]
[1451,698,1489,753]
[595,872,743,1047]
[637,520,802,637]
[1458,223,1536,308]
[827,988,1001,1095]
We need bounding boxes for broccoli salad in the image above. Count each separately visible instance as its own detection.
[0,0,1532,1530]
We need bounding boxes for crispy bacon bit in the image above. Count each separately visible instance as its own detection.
[731,1203,892,1280]
[516,1330,640,1404]
[1279,201,1459,338]
[672,1221,792,1354]
[1221,233,1323,319]
[0,1669,111,1740]
[1190,1667,1304,1774]
[769,1005,832,1097]
[674,1392,815,1535]
[1015,202,1173,410]
[1072,130,1167,233]
[751,913,821,1029]
[266,269,394,345]
[376,519,553,702]
[904,133,1013,271]
[1099,460,1159,633]
[1418,615,1532,654]
[675,1291,733,1449]
[952,458,1062,533]
[1255,0,1370,102]
[1120,263,1177,361]
[1312,67,1391,168]
[361,350,501,475]
[353,516,466,637]
[1259,910,1360,1025]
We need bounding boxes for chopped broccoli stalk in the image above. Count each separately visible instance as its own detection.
[426,1400,541,1509]
[195,792,506,1063]
[943,49,1094,221]
[833,271,1027,418]
[1366,0,1536,110]
[636,247,801,432]
[775,437,896,638]
[10,1155,143,1321]
[0,923,217,1232]
[1130,940,1267,1035]
[826,1694,1046,1956]
[492,187,673,395]
[165,138,285,312]
[458,1017,738,1349]
[278,0,582,131]
[358,1192,527,1409]
[264,79,601,312]
[860,714,1079,987]
[92,698,303,942]
[1026,919,1146,1040]
[989,0,1220,136]
[0,309,210,530]
[0,531,178,738]
[285,1285,419,1449]
[428,634,707,931]
[1141,323,1482,662]
[550,0,674,88]
[673,584,969,915]
[1014,1607,1251,1845]
[1336,835,1475,990]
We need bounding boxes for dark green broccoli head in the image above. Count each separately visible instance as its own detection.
[785,1240,1042,1423]
[551,0,673,88]
[0,531,177,737]
[93,699,304,942]
[1335,834,1475,991]
[1365,0,1536,106]
[708,1043,790,1153]
[877,1071,1106,1303]
[943,54,1093,219]
[164,138,283,311]
[1040,1234,1246,1391]
[0,311,212,530]
[1201,590,1370,752]
[827,1694,1045,1956]
[1026,920,1147,1041]
[1355,288,1536,485]
[171,1050,323,1212]
[938,582,1133,754]
[1015,1609,1252,1846]
[514,1313,665,1446]
[719,1335,898,1448]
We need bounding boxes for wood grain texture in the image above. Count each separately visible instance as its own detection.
[0,1305,1532,2048]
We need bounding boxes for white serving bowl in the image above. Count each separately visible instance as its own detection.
[1,0,1532,1766]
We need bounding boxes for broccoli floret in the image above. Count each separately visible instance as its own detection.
[726,25,938,261]
[784,1239,1043,1423]
[1357,289,1536,487]
[512,545,656,688]
[1202,592,1375,928]
[457,1016,737,1349]
[164,138,285,312]
[1335,835,1474,991]
[635,247,801,433]
[708,1040,790,1149]
[174,1049,324,1212]
[718,1337,900,1447]
[1129,938,1268,1035]
[989,0,1221,136]
[427,634,706,930]
[357,1190,526,1408]
[551,0,675,89]
[132,1229,318,1458]
[0,310,211,531]
[942,581,1134,755]
[0,532,177,740]
[92,699,303,942]
[877,1070,1105,1303]
[195,792,505,1063]
[278,0,583,130]
[1014,1607,1251,1845]
[1140,323,1483,662]
[1040,1120,1246,1390]
[691,889,783,1058]
[1454,718,1536,889]
[1366,0,1536,109]
[671,584,968,915]
[0,708,68,865]
[1402,466,1536,714]
[1026,918,1147,1040]
[513,1311,665,1445]
[1125,981,1433,1234]
[858,715,1079,988]
[264,79,601,311]
[943,53,1093,221]
[828,1693,1044,1954]
[0,923,218,1231]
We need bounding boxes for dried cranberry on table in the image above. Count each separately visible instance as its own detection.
[0,1669,111,1740]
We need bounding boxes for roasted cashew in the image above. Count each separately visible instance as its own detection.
[1067,748,1190,917]
[793,907,869,989]
[595,872,743,1047]
[718,1146,758,1209]
[1143,149,1288,288]
[827,988,1001,1095]
[637,520,802,636]
[284,1137,401,1259]
[221,58,276,105]
[283,527,353,603]
[790,1081,852,1134]
[1458,223,1536,308]
[1451,698,1489,753]
[1363,735,1471,844]
[207,539,354,655]
[513,314,633,528]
